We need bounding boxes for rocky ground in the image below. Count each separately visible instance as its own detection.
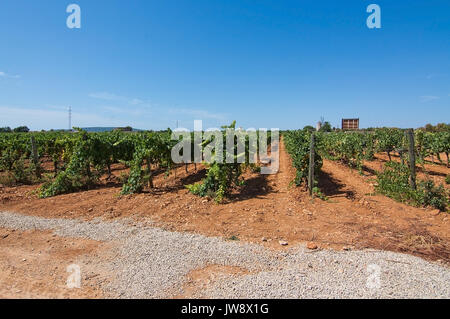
[0,211,448,299]
[0,140,449,298]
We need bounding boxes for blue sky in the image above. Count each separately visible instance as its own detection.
[0,0,449,130]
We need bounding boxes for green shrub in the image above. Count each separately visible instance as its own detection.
[187,161,244,203]
[417,180,448,211]
[0,155,38,186]
[284,130,322,186]
[0,174,16,187]
[376,161,448,211]
[186,121,251,203]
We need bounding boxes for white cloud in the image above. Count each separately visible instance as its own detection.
[101,105,145,116]
[169,108,227,121]
[420,95,439,102]
[101,105,125,113]
[89,91,227,128]
[129,98,144,105]
[0,105,128,130]
[425,73,448,80]
[89,92,150,107]
[0,103,229,131]
[89,92,122,101]
[0,71,20,79]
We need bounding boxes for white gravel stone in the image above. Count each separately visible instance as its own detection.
[0,211,448,299]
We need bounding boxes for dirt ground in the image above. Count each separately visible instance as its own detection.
[1,140,449,268]
[174,265,251,299]
[0,228,108,298]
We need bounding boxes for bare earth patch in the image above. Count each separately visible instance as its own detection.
[0,228,109,298]
[175,265,251,299]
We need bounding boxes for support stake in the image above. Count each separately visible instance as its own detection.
[406,129,416,190]
[30,135,41,178]
[308,133,315,197]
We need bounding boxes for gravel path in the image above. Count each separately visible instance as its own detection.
[0,211,449,299]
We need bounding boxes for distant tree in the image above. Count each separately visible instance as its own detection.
[13,126,30,133]
[436,123,450,132]
[421,123,450,133]
[319,121,332,132]
[0,127,12,133]
[424,124,434,132]
[303,125,315,133]
[114,126,133,132]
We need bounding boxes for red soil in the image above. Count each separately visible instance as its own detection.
[0,140,449,263]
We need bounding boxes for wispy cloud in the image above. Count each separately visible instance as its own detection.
[0,71,20,79]
[101,105,145,116]
[101,105,126,113]
[89,92,149,107]
[169,108,227,121]
[0,105,129,130]
[89,92,121,101]
[420,95,440,102]
[90,91,227,127]
[44,104,71,110]
[425,73,447,80]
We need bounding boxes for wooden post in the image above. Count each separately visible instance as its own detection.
[308,133,315,197]
[30,135,41,178]
[406,129,416,189]
[146,158,154,188]
[31,135,41,178]
[82,134,91,177]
